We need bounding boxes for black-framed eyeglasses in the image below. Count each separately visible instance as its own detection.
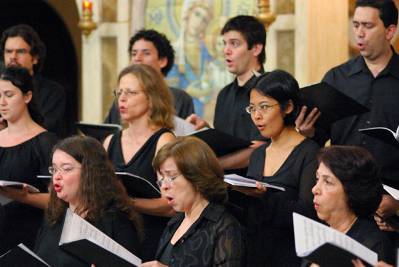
[245,103,279,114]
[156,174,182,187]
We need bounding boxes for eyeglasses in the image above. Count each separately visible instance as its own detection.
[48,165,81,175]
[113,89,143,98]
[156,174,181,187]
[245,103,279,114]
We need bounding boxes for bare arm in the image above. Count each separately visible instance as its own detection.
[0,186,49,209]
[218,141,265,170]
[131,197,175,217]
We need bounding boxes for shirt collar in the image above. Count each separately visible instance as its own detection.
[348,47,399,79]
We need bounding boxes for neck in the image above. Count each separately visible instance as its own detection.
[127,116,157,134]
[236,64,262,86]
[328,211,357,233]
[270,126,303,148]
[364,47,393,77]
[6,112,38,135]
[184,197,209,223]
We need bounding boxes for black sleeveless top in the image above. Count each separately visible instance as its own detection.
[0,131,57,254]
[107,127,172,261]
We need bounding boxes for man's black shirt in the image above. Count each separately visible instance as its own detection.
[321,50,399,187]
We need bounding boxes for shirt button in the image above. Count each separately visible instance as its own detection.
[366,120,371,125]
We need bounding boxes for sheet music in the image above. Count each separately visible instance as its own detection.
[383,184,399,200]
[293,213,377,266]
[224,174,285,191]
[17,243,50,266]
[60,208,141,266]
[173,116,196,136]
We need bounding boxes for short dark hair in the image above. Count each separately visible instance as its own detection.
[153,136,227,204]
[251,70,299,126]
[0,66,43,125]
[356,0,398,28]
[0,24,46,73]
[317,146,383,218]
[221,15,266,64]
[128,29,175,76]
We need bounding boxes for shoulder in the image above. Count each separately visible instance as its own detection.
[217,81,235,98]
[156,130,175,152]
[169,87,192,101]
[323,56,361,82]
[103,133,117,151]
[34,131,58,148]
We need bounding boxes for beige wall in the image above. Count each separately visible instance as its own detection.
[296,0,349,86]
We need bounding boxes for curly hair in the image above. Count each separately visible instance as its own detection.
[46,136,142,235]
[0,66,43,125]
[128,29,175,76]
[0,24,46,73]
[153,136,227,204]
[117,64,175,129]
[317,145,383,218]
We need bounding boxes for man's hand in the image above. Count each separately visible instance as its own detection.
[186,114,210,130]
[295,106,321,138]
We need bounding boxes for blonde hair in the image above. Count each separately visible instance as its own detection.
[118,64,175,129]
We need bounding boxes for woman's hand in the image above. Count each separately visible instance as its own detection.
[141,260,168,267]
[352,259,393,267]
[231,182,267,198]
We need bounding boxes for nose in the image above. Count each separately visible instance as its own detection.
[223,45,231,56]
[132,53,142,64]
[311,181,320,196]
[0,95,6,105]
[354,25,365,38]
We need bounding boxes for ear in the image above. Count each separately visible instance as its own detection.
[386,25,397,41]
[32,55,39,66]
[158,57,168,70]
[284,100,294,115]
[251,43,264,58]
[24,91,32,104]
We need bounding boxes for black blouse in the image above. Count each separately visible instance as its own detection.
[245,138,319,267]
[35,207,141,267]
[155,203,244,267]
[0,131,57,254]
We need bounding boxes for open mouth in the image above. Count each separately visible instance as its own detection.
[54,184,62,193]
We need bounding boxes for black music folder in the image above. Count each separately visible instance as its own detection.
[298,82,369,129]
[0,243,50,267]
[116,172,160,198]
[359,125,399,148]
[190,128,252,157]
[76,122,122,142]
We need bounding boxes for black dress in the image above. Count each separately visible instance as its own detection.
[34,207,141,267]
[0,131,57,254]
[246,138,319,267]
[107,128,172,261]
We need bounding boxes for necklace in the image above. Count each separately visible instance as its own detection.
[342,216,358,234]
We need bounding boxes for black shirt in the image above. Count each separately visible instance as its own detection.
[35,74,66,137]
[214,75,264,142]
[155,203,244,267]
[104,87,194,124]
[320,51,399,187]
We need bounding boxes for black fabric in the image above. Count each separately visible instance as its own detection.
[347,217,395,264]
[245,138,319,267]
[107,128,171,261]
[213,75,264,143]
[317,51,399,188]
[34,207,141,267]
[34,75,66,137]
[155,203,244,267]
[0,131,57,254]
[104,87,194,124]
